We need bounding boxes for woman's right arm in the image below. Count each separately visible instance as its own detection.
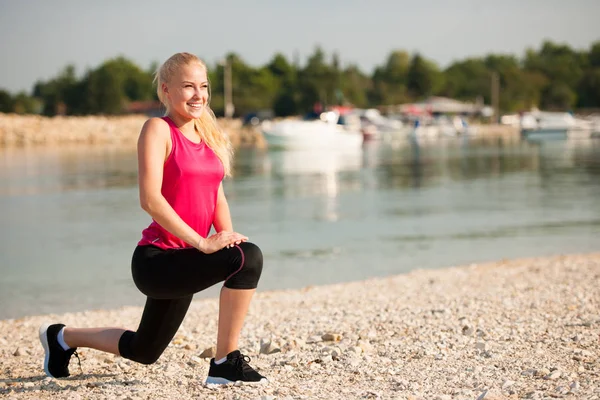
[137,118,247,253]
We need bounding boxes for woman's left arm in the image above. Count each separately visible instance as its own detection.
[213,182,234,233]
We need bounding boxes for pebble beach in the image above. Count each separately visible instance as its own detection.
[1,253,598,399]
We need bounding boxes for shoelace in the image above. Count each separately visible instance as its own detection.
[73,350,83,374]
[65,348,84,375]
[233,354,253,377]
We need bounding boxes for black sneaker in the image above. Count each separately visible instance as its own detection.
[205,350,267,385]
[39,323,80,378]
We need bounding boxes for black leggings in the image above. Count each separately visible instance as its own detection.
[118,242,263,364]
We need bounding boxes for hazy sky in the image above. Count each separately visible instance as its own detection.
[1,0,599,93]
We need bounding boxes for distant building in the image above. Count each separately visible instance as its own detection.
[124,100,165,117]
[384,96,493,117]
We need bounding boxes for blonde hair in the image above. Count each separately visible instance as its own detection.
[154,52,233,177]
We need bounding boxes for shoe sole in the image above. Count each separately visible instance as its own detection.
[38,323,53,378]
[205,376,268,385]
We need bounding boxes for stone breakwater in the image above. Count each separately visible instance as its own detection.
[0,113,518,149]
[1,253,598,399]
[0,113,266,148]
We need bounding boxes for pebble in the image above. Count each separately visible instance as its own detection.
[260,341,281,355]
[199,346,216,359]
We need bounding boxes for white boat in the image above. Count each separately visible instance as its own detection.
[344,109,406,142]
[261,112,363,150]
[520,111,592,140]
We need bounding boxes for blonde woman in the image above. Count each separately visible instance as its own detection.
[39,53,266,385]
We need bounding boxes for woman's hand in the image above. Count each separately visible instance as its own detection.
[196,231,248,254]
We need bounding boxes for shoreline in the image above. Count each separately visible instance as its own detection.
[0,113,518,149]
[1,253,598,399]
[0,113,267,148]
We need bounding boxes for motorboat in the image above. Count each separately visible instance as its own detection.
[261,111,363,150]
[520,111,592,140]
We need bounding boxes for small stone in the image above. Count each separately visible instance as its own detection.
[358,340,374,353]
[184,344,196,350]
[501,380,515,390]
[260,341,281,355]
[535,368,550,377]
[306,335,322,344]
[322,333,343,342]
[320,355,333,363]
[475,341,488,351]
[570,381,580,392]
[199,346,216,359]
[521,369,536,376]
[13,348,23,356]
[349,346,363,354]
[547,370,561,380]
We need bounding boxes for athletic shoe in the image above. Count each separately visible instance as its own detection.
[39,323,80,378]
[205,350,267,384]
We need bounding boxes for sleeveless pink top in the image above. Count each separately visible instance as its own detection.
[138,116,224,249]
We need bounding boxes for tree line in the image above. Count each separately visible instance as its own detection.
[1,40,599,117]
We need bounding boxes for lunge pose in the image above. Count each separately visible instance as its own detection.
[39,52,266,385]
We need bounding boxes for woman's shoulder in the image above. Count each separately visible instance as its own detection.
[140,117,171,139]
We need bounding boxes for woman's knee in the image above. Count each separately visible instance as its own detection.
[118,330,165,365]
[226,242,263,289]
[240,242,263,270]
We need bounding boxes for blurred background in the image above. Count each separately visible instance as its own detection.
[1,0,599,320]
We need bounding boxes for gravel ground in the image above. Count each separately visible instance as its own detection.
[1,253,599,399]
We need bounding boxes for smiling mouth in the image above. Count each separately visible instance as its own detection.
[188,103,203,109]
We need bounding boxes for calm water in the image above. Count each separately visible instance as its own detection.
[1,137,599,319]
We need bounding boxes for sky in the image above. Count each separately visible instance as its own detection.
[1,0,599,94]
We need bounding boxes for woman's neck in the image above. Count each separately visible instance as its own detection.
[167,113,196,135]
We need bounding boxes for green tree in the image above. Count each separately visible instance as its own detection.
[441,58,490,102]
[341,65,370,108]
[83,56,154,114]
[267,53,299,116]
[298,46,332,111]
[578,68,600,107]
[542,82,577,110]
[33,65,78,115]
[0,89,13,113]
[370,50,411,105]
[407,53,444,99]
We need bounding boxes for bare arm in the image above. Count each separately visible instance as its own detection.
[213,183,234,233]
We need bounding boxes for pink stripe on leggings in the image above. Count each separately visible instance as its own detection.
[225,245,245,282]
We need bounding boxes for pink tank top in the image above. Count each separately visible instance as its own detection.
[138,116,224,249]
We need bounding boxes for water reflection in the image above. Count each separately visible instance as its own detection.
[0,146,138,196]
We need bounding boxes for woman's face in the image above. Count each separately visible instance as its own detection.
[164,62,209,120]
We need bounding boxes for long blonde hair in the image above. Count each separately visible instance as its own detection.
[154,52,233,177]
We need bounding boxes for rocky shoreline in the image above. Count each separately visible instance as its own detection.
[0,113,266,148]
[0,113,518,149]
[1,253,598,399]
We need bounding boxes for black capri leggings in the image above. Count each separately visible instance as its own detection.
[118,241,263,365]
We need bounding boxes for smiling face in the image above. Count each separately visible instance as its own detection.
[163,62,209,121]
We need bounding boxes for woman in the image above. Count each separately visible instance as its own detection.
[39,52,266,385]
